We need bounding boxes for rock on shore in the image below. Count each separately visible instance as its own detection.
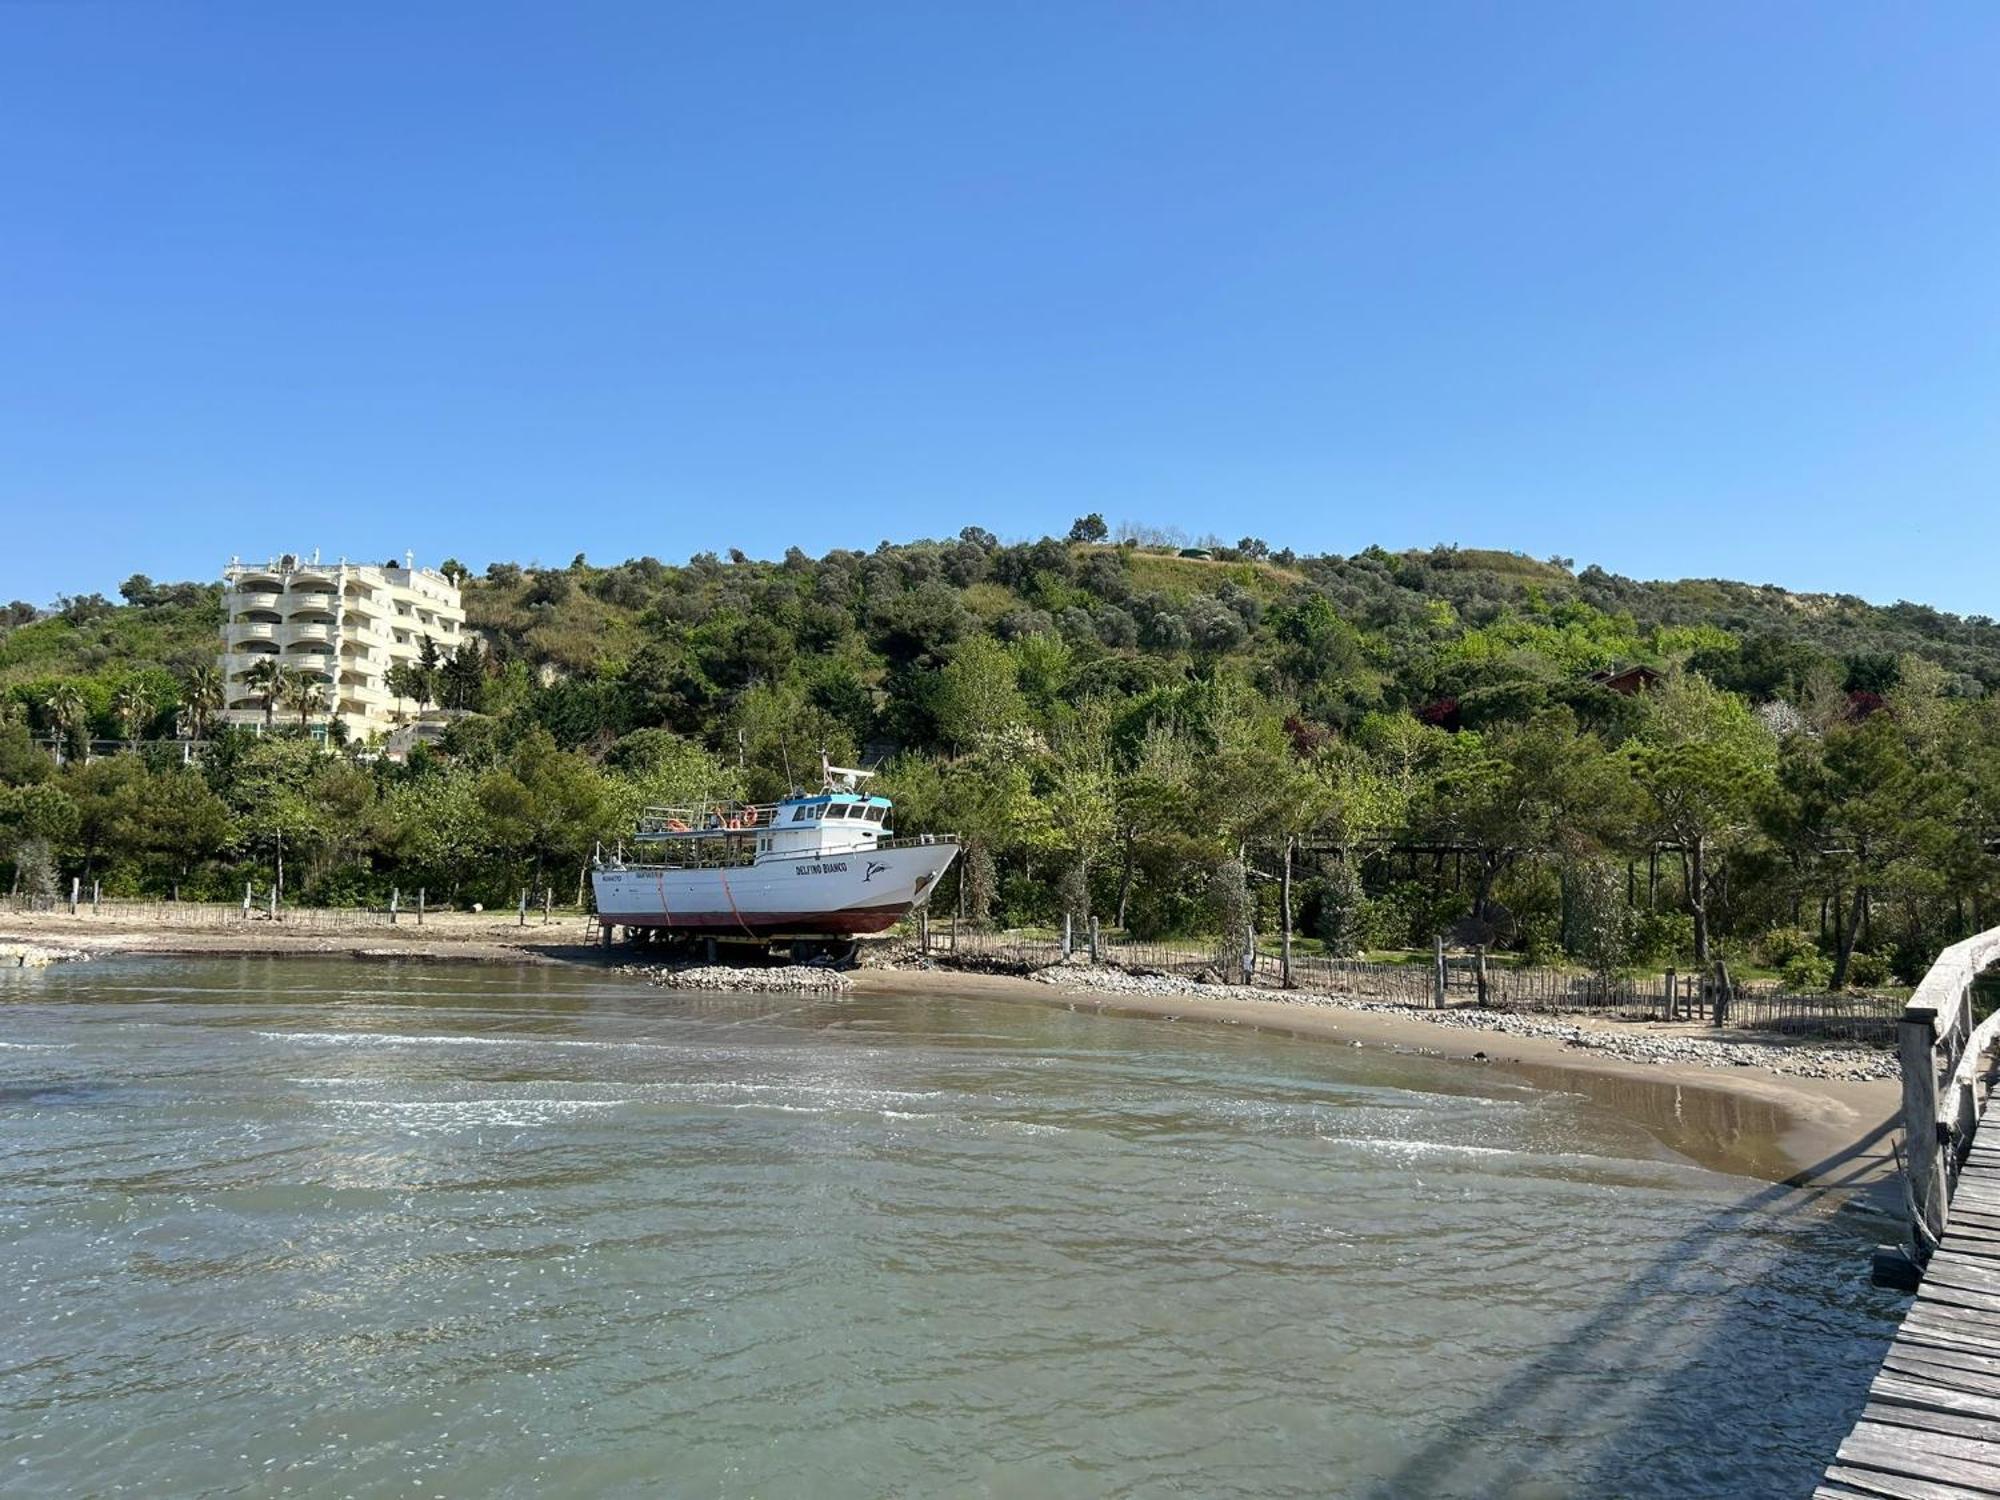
[1,942,89,968]
[1030,964,1898,1082]
[629,963,853,995]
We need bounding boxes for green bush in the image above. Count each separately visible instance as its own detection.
[1629,910,1694,967]
[1780,949,1834,991]
[1518,910,1562,967]
[1757,926,1822,971]
[1845,950,1893,989]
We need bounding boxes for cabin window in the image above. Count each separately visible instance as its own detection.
[826,804,850,819]
[865,806,886,823]
[792,807,810,823]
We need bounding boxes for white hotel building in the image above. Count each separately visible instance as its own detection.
[218,552,466,741]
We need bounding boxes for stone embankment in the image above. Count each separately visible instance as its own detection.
[1,942,89,969]
[627,963,853,995]
[1031,964,1898,1082]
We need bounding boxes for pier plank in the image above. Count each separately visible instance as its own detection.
[1822,1463,2000,1499]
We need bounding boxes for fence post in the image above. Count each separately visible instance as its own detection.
[1711,962,1730,1027]
[417,887,425,926]
[919,905,930,953]
[1089,916,1100,963]
[268,884,277,920]
[543,888,552,925]
[390,887,399,924]
[91,880,100,915]
[518,889,528,928]
[1663,969,1677,1021]
[1474,946,1489,1007]
[69,876,80,915]
[1432,936,1446,1009]
[1280,837,1294,988]
[1062,912,1073,959]
[1243,920,1256,985]
[1900,1004,1945,1256]
[242,882,252,920]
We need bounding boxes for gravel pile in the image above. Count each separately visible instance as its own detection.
[0,942,89,968]
[631,964,853,995]
[1031,964,1898,1082]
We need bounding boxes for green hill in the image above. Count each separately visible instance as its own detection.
[3,529,1995,988]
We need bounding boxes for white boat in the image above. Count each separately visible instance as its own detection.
[592,761,958,957]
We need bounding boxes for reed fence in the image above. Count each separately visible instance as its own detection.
[919,920,1899,1045]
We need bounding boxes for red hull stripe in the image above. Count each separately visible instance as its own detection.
[597,904,910,936]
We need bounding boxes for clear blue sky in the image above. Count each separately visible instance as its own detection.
[4,3,1997,613]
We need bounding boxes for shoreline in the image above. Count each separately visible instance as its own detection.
[1,911,1900,1201]
[852,968,1902,1200]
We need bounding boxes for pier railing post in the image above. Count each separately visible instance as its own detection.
[1090,916,1100,963]
[390,887,399,924]
[1900,1004,1945,1255]
[1432,936,1446,1010]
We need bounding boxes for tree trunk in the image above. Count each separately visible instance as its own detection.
[1833,882,1867,989]
[1688,836,1709,965]
[1280,837,1294,987]
[1115,833,1136,930]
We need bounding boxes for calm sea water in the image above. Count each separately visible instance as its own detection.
[0,957,1902,1498]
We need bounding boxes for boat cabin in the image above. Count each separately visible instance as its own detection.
[625,790,898,867]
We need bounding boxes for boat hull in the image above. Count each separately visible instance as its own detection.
[593,841,958,938]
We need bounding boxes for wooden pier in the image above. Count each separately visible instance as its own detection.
[1819,929,2000,1499]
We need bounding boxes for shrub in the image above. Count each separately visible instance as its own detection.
[1518,911,1562,967]
[1845,950,1893,990]
[1781,949,1834,991]
[1629,910,1694,968]
[1756,926,1821,971]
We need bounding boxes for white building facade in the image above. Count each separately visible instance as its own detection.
[218,552,466,741]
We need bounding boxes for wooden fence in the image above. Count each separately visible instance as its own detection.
[1893,925,2000,1265]
[4,889,577,931]
[919,920,1901,1044]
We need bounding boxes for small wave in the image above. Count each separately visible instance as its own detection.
[0,1041,73,1051]
[255,1030,666,1052]
[1315,1132,1528,1161]
[321,1097,626,1128]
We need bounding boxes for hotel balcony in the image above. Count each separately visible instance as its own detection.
[228,620,280,644]
[228,591,282,612]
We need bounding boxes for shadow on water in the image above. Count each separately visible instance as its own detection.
[1365,1118,1907,1499]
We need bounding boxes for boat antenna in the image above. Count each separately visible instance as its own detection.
[779,736,794,791]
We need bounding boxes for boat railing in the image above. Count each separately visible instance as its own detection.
[634,801,783,838]
[873,834,961,851]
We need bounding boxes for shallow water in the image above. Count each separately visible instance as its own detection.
[0,957,1902,1497]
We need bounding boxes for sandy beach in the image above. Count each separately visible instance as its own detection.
[0,908,1901,1199]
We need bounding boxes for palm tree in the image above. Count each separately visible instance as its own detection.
[182,665,223,740]
[111,680,154,746]
[44,683,88,764]
[242,658,283,729]
[278,668,324,729]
